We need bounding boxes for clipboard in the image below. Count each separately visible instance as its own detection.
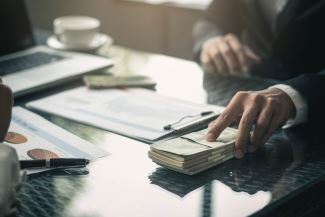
[26,87,224,143]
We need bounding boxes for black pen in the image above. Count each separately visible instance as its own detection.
[20,158,89,169]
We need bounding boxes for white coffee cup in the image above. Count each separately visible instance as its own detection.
[54,16,100,46]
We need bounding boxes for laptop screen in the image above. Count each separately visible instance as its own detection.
[0,0,34,56]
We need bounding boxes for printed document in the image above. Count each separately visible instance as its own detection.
[3,107,110,174]
[27,87,224,141]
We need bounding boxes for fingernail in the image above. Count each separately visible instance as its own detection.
[206,133,215,142]
[234,149,244,159]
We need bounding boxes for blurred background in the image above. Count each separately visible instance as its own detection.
[25,0,212,60]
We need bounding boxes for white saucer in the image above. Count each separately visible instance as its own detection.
[47,33,113,52]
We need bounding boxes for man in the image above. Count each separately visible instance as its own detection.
[193,0,325,158]
[0,79,12,142]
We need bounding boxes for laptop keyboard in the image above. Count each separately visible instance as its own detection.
[0,52,66,76]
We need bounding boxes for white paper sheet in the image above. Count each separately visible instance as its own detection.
[3,107,110,174]
[27,87,224,141]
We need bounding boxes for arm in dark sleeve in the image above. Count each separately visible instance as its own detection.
[193,0,244,61]
[284,70,325,129]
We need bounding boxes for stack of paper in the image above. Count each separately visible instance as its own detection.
[26,87,224,142]
[4,107,110,174]
[149,128,237,175]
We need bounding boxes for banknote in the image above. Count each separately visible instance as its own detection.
[150,145,233,162]
[149,148,233,169]
[151,127,237,156]
[182,128,237,148]
[149,127,237,175]
[152,155,233,175]
[83,75,156,89]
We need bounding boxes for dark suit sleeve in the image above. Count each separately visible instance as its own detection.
[193,0,244,62]
[284,70,325,129]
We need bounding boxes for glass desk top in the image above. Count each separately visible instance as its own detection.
[15,45,325,217]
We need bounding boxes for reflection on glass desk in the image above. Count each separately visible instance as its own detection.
[16,45,325,217]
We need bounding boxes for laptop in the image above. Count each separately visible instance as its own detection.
[0,0,113,97]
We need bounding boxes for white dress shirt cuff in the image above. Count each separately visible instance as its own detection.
[269,84,308,128]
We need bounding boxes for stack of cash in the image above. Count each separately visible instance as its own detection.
[83,75,156,89]
[149,128,237,175]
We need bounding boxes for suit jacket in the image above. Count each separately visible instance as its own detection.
[193,0,325,131]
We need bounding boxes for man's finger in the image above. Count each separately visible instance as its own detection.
[233,113,243,126]
[208,121,215,129]
[225,35,249,74]
[206,110,234,141]
[207,96,243,141]
[260,111,285,145]
[244,46,261,64]
[250,103,274,152]
[235,106,259,158]
[208,47,228,76]
[200,51,216,74]
[217,41,240,74]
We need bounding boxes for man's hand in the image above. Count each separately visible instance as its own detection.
[206,88,295,158]
[200,33,261,76]
[0,83,13,142]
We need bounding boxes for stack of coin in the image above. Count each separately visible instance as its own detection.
[149,128,237,175]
